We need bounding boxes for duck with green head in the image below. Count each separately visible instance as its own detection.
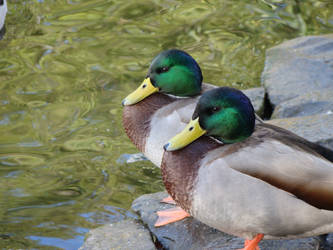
[122,49,207,166]
[163,87,333,250]
[123,49,214,225]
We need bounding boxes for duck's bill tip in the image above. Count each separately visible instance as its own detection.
[122,77,158,106]
[121,93,140,106]
[164,118,206,151]
[164,142,180,151]
[122,97,134,106]
[121,99,127,106]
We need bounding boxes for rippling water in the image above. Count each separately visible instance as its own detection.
[0,0,332,249]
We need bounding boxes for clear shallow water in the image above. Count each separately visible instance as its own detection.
[0,0,332,249]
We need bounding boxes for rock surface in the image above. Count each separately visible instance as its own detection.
[268,113,333,150]
[262,34,333,117]
[79,219,155,250]
[132,192,331,250]
[243,87,265,116]
[271,90,333,119]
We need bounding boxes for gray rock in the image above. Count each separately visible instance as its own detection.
[243,87,265,116]
[272,90,333,119]
[79,219,156,250]
[268,113,333,150]
[132,191,326,250]
[132,192,243,250]
[262,34,333,110]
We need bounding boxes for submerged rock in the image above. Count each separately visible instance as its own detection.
[262,34,333,117]
[131,191,329,250]
[79,219,155,250]
[117,153,148,164]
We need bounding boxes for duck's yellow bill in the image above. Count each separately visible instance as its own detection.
[164,118,207,151]
[122,77,159,106]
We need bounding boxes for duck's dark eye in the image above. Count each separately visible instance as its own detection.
[156,66,169,74]
[207,106,220,115]
[212,106,220,112]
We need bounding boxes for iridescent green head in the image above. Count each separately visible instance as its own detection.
[122,49,202,106]
[164,87,255,151]
[148,49,202,96]
[193,87,255,143]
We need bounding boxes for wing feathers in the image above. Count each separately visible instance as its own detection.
[211,124,333,210]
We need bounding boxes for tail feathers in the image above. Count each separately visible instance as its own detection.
[314,144,333,163]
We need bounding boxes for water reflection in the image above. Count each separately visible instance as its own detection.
[0,0,332,248]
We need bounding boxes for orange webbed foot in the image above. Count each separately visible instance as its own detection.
[238,234,264,250]
[154,207,190,227]
[161,195,176,205]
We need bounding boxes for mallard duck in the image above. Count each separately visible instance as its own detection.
[122,49,210,224]
[163,87,333,250]
[122,50,262,226]
[0,0,7,39]
[122,49,207,167]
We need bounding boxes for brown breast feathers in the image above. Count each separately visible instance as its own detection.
[122,93,175,152]
[161,136,220,212]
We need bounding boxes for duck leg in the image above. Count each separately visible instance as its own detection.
[161,195,177,205]
[154,207,190,227]
[238,234,264,250]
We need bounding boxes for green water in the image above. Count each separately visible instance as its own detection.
[0,0,332,249]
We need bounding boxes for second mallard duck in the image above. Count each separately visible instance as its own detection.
[163,87,333,250]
